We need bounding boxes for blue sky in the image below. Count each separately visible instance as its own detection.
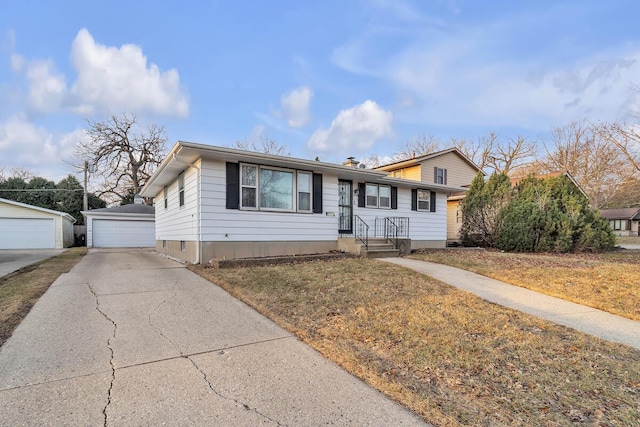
[1,0,640,182]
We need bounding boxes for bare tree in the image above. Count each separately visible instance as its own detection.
[234,133,291,156]
[540,121,632,208]
[393,134,441,161]
[487,135,537,175]
[449,133,497,170]
[75,113,166,205]
[597,121,640,173]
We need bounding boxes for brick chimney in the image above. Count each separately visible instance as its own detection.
[343,156,359,168]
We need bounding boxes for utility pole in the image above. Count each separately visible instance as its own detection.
[83,160,88,212]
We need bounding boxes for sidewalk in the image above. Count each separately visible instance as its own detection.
[0,249,426,426]
[380,258,640,350]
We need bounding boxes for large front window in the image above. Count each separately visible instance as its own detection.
[260,168,294,210]
[240,164,311,212]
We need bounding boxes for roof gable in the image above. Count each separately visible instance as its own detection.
[374,148,484,175]
[0,197,76,223]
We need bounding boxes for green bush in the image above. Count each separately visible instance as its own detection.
[461,173,615,253]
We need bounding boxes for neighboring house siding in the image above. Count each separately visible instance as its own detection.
[390,165,421,181]
[446,200,462,241]
[155,163,199,241]
[199,159,339,242]
[420,152,478,186]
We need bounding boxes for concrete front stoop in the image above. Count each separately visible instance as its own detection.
[361,238,400,258]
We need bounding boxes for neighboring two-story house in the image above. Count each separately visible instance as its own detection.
[140,142,474,263]
[374,148,484,242]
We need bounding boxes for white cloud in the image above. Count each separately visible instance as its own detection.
[279,86,313,128]
[13,28,188,117]
[25,59,67,113]
[0,115,85,181]
[332,6,640,130]
[68,29,189,117]
[307,100,392,154]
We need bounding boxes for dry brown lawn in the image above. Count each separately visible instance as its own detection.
[191,258,640,426]
[0,247,87,346]
[411,249,640,321]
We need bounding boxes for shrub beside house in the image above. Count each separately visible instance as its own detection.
[461,173,615,252]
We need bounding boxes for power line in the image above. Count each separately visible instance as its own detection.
[0,188,84,192]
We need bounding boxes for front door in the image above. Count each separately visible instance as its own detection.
[338,180,353,234]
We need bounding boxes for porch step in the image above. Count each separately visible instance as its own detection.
[362,248,400,258]
[362,238,400,258]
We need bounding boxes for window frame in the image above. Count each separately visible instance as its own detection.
[297,171,313,213]
[435,167,445,184]
[416,189,431,211]
[239,163,313,213]
[240,164,258,210]
[178,173,185,207]
[378,185,391,209]
[365,183,379,208]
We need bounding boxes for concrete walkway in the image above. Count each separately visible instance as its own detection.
[0,249,65,278]
[0,249,426,426]
[381,258,640,350]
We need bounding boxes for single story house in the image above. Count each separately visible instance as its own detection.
[139,141,469,264]
[373,148,484,243]
[599,207,640,236]
[82,203,156,248]
[0,197,76,249]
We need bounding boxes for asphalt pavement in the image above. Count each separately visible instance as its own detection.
[0,249,427,426]
[381,257,640,350]
[0,249,65,278]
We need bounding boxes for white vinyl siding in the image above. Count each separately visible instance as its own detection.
[154,163,199,242]
[353,185,447,242]
[199,159,338,242]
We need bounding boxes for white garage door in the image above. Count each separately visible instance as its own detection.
[93,219,155,248]
[0,218,55,249]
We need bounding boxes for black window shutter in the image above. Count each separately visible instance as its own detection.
[411,189,417,211]
[434,167,437,183]
[312,173,323,213]
[391,187,398,209]
[226,162,240,209]
[444,169,448,185]
[430,191,436,212]
[358,183,365,207]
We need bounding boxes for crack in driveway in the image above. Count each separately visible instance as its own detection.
[147,280,181,353]
[185,356,285,426]
[88,284,116,427]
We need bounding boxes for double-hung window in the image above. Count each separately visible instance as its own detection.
[417,189,431,211]
[365,184,391,209]
[178,173,185,207]
[435,167,446,184]
[241,164,258,209]
[297,171,312,212]
[239,164,311,212]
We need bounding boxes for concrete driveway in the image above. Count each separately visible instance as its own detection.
[0,249,65,278]
[0,249,426,426]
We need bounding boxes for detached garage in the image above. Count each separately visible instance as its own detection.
[0,197,76,249]
[83,203,155,248]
